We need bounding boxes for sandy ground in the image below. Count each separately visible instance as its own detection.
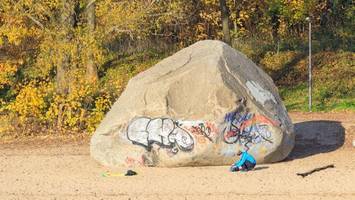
[0,112,354,200]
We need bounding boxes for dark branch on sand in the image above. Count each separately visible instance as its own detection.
[297,164,335,178]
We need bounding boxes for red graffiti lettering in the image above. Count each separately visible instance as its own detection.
[240,114,279,131]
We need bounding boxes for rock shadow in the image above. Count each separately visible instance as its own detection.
[286,120,345,160]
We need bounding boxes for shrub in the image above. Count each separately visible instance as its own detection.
[260,51,300,78]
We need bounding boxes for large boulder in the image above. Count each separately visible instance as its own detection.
[90,40,294,167]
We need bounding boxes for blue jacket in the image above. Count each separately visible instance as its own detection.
[234,152,256,167]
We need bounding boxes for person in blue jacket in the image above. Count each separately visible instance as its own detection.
[230,151,256,172]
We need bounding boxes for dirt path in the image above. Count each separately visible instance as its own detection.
[0,112,354,200]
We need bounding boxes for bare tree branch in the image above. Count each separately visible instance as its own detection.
[147,12,174,17]
[26,14,44,29]
[106,27,134,39]
[86,0,96,10]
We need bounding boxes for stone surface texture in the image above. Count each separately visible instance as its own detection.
[90,40,294,167]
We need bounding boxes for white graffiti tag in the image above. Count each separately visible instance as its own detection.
[127,117,194,153]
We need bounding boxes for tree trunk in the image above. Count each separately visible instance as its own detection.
[56,63,68,95]
[233,0,241,43]
[86,0,98,83]
[271,13,280,43]
[219,0,231,45]
[56,0,77,95]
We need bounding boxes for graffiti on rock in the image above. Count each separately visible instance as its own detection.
[223,111,279,150]
[126,111,277,155]
[127,117,195,153]
[189,123,214,142]
[125,156,144,167]
[246,80,277,105]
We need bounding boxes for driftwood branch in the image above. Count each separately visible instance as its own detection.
[297,164,335,178]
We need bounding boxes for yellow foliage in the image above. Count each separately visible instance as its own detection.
[0,62,19,89]
[6,81,53,123]
[87,94,112,133]
[260,51,300,75]
[0,0,352,136]
[41,71,112,132]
